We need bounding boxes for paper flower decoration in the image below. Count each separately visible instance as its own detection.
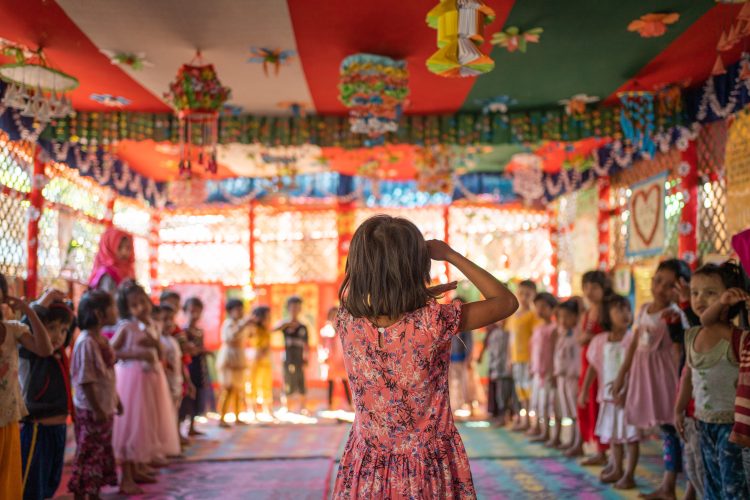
[339,53,409,139]
[426,0,495,77]
[476,95,517,114]
[416,145,455,195]
[100,50,153,70]
[165,63,231,112]
[247,48,295,76]
[491,27,543,53]
[559,94,599,117]
[90,93,131,107]
[277,101,310,117]
[627,13,679,38]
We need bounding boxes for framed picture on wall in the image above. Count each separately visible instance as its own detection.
[626,171,668,258]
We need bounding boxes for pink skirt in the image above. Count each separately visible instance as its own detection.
[113,362,180,462]
[625,350,678,429]
[557,375,578,420]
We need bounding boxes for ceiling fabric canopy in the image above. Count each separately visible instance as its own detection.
[0,0,745,184]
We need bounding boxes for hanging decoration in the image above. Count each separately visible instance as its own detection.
[100,50,153,70]
[618,91,657,158]
[426,0,495,77]
[712,54,727,76]
[338,53,409,144]
[491,26,543,53]
[0,48,77,126]
[559,94,599,118]
[655,83,685,116]
[627,13,680,38]
[510,153,545,205]
[90,93,131,108]
[416,145,455,194]
[626,171,668,258]
[164,52,231,177]
[476,95,516,114]
[276,101,310,117]
[247,47,295,76]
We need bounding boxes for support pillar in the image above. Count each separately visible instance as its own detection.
[26,148,45,298]
[443,205,450,283]
[249,199,256,288]
[678,142,699,269]
[597,177,611,271]
[336,200,355,289]
[547,208,559,296]
[148,212,160,293]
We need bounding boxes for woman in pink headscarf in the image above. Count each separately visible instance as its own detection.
[88,227,135,295]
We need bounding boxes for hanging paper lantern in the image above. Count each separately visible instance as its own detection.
[426,0,495,77]
[618,91,656,158]
[165,54,231,177]
[338,53,409,143]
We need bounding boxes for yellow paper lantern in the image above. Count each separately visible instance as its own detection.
[426,0,495,77]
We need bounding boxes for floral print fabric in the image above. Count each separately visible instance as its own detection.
[333,299,476,499]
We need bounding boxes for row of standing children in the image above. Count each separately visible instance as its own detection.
[483,251,750,498]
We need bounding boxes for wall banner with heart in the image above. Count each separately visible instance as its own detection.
[626,170,667,258]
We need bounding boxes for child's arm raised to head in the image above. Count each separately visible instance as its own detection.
[427,240,518,331]
[701,288,749,342]
[7,296,53,357]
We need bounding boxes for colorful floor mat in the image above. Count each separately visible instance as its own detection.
[180,423,350,461]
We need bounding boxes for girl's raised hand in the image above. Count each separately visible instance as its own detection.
[721,287,750,306]
[4,296,31,314]
[38,288,66,307]
[673,278,690,304]
[426,240,455,262]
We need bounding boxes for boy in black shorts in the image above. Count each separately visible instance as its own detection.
[277,296,309,414]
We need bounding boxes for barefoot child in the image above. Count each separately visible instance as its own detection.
[278,296,309,414]
[612,259,690,500]
[68,290,120,500]
[0,274,54,499]
[554,299,581,451]
[249,306,273,415]
[479,318,515,426]
[528,292,558,444]
[321,306,352,411]
[158,303,185,445]
[332,215,518,498]
[18,294,74,500]
[676,263,748,498]
[508,280,539,431]
[217,299,254,426]
[580,295,639,489]
[180,297,209,436]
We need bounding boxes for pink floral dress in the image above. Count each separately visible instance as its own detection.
[333,300,476,499]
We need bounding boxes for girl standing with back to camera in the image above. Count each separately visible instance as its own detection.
[332,215,518,499]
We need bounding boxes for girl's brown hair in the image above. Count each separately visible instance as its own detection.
[339,215,437,319]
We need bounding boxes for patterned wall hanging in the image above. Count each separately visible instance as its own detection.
[426,0,495,77]
[618,91,657,158]
[626,171,668,258]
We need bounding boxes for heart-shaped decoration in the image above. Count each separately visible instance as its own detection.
[632,184,661,246]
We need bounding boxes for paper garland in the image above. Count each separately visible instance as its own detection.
[426,0,495,77]
[619,91,657,158]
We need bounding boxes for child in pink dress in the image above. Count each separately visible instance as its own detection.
[612,259,690,499]
[554,299,581,451]
[528,292,558,445]
[333,215,518,499]
[580,294,639,489]
[111,281,180,495]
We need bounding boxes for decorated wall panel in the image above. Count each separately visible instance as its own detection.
[448,206,553,286]
[0,135,31,279]
[253,207,337,285]
[726,109,750,237]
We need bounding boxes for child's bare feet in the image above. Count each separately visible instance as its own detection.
[218,420,230,428]
[614,476,636,490]
[581,452,608,466]
[120,480,144,495]
[530,433,548,443]
[638,490,676,500]
[556,440,571,450]
[545,438,561,448]
[188,428,204,436]
[134,472,157,484]
[564,445,584,458]
[600,467,622,484]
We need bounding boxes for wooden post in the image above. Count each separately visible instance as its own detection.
[249,199,256,287]
[443,205,451,283]
[26,148,45,299]
[148,211,160,292]
[678,142,699,269]
[336,200,355,289]
[597,177,611,271]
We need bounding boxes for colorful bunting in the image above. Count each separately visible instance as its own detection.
[559,94,599,118]
[426,0,495,77]
[618,91,657,158]
[89,93,131,107]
